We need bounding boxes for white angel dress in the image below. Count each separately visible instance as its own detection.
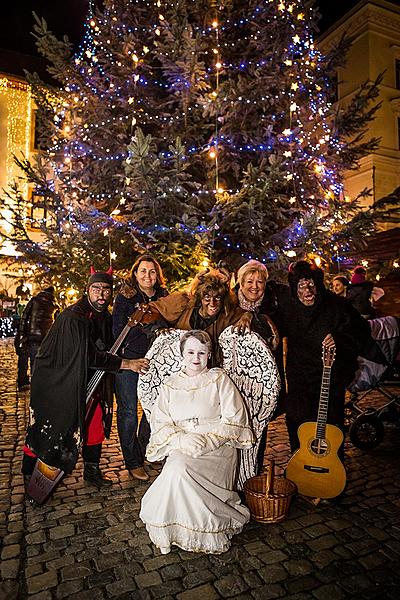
[138,327,280,490]
[139,367,254,555]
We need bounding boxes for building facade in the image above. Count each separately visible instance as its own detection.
[0,72,36,299]
[319,0,400,216]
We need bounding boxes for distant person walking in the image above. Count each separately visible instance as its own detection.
[15,286,59,390]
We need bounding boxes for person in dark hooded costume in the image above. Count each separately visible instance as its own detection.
[22,268,149,488]
[278,260,371,454]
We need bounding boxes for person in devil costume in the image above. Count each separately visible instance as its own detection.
[22,268,149,489]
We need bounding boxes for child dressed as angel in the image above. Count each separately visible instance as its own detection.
[139,330,254,555]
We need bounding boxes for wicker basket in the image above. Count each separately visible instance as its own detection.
[243,460,297,523]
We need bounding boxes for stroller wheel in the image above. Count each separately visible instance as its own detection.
[349,414,384,450]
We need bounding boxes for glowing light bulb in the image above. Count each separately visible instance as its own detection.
[212,21,218,28]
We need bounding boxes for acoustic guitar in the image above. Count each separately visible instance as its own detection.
[285,344,346,499]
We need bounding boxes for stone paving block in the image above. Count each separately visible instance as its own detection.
[345,538,380,556]
[55,579,84,598]
[237,556,263,571]
[114,561,145,580]
[358,550,389,570]
[176,583,220,600]
[258,563,287,584]
[143,553,179,571]
[309,548,337,569]
[0,580,20,600]
[1,558,20,580]
[26,563,44,578]
[7,520,24,533]
[251,584,285,599]
[29,591,53,600]
[135,570,162,588]
[68,590,105,600]
[49,524,75,540]
[312,583,347,600]
[60,564,91,582]
[160,563,184,581]
[260,534,286,550]
[297,513,325,527]
[213,574,249,598]
[93,552,124,572]
[384,539,400,555]
[45,554,75,571]
[258,549,287,564]
[183,568,215,589]
[326,518,352,532]
[27,551,60,566]
[98,541,128,554]
[3,531,23,544]
[243,540,268,555]
[283,559,314,576]
[27,570,58,594]
[306,534,338,552]
[106,577,137,597]
[304,523,331,538]
[286,574,319,594]
[149,579,185,598]
[339,573,376,595]
[1,543,20,560]
[283,530,310,544]
[241,570,263,589]
[181,555,212,573]
[87,571,115,589]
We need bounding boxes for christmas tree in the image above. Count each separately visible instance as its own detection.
[0,0,390,292]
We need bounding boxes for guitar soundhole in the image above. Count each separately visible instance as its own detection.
[310,438,329,456]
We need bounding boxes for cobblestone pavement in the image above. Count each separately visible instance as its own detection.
[1,338,400,600]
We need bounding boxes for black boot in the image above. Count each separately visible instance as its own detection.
[83,463,113,488]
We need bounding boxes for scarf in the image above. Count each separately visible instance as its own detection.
[238,289,263,312]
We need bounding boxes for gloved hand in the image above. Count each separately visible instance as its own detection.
[170,432,207,457]
[205,434,225,452]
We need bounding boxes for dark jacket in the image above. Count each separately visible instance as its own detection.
[346,281,375,318]
[25,296,121,473]
[278,288,371,424]
[18,290,59,345]
[112,281,168,359]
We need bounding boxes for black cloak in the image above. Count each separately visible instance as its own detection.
[278,287,371,424]
[25,296,121,473]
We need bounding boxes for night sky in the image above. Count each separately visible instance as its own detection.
[1,1,364,57]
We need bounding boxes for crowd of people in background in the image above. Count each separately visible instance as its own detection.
[13,255,390,554]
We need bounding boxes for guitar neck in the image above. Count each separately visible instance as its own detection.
[85,322,132,405]
[316,366,332,439]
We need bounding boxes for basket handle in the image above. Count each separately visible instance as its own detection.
[265,459,275,496]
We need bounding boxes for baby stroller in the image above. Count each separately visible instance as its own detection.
[346,316,400,450]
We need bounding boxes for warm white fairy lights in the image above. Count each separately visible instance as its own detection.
[24,0,353,267]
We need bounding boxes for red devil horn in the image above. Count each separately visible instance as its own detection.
[90,265,96,274]
[107,266,113,275]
